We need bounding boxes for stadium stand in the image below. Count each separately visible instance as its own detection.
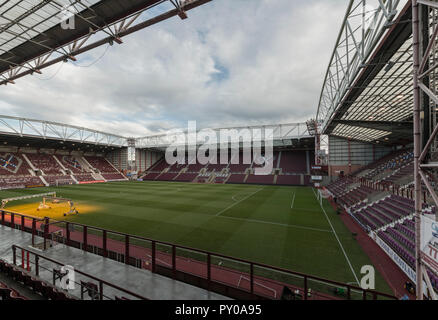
[0,259,75,300]
[245,174,275,185]
[141,149,313,186]
[279,151,308,173]
[326,147,438,294]
[84,156,126,181]
[0,151,126,188]
[25,153,63,175]
[55,155,83,174]
[276,175,301,185]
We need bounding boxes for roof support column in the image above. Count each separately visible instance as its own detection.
[412,0,424,300]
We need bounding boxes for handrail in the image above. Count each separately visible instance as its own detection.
[1,209,397,300]
[11,244,148,300]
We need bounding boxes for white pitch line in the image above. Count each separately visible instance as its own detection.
[290,192,296,209]
[215,187,264,217]
[217,215,333,233]
[312,188,360,285]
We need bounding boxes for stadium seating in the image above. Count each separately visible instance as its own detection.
[55,155,83,174]
[0,259,74,300]
[142,172,162,181]
[360,150,414,181]
[245,174,275,185]
[74,173,96,182]
[85,156,125,180]
[174,173,198,182]
[226,174,247,184]
[227,152,252,174]
[276,175,301,185]
[141,149,313,186]
[25,153,63,175]
[156,172,178,181]
[0,176,43,189]
[278,151,308,173]
[0,153,32,175]
[0,151,126,188]
[382,162,414,184]
[337,185,376,208]
[351,195,416,231]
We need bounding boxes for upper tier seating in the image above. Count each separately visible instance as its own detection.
[362,150,413,180]
[382,162,414,184]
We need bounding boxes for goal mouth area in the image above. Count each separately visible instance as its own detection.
[1,192,57,210]
[1,192,79,218]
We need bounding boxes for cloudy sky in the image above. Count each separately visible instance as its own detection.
[0,0,346,137]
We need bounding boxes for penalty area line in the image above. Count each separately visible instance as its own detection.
[217,215,333,233]
[290,192,296,209]
[312,188,360,285]
[216,187,264,217]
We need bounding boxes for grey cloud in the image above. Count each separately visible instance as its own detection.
[0,0,346,136]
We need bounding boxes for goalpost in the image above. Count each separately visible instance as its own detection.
[1,192,57,209]
[56,179,74,187]
[39,196,79,217]
[1,192,79,217]
[316,188,330,207]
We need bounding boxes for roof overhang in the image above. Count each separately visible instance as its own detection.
[136,123,313,150]
[0,0,212,85]
[317,0,413,145]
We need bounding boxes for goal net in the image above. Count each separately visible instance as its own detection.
[56,179,74,187]
[1,192,79,218]
[1,192,57,210]
[39,196,79,217]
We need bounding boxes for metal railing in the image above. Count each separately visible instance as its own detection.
[11,245,148,300]
[0,209,397,300]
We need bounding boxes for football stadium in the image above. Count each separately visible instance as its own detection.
[0,0,437,304]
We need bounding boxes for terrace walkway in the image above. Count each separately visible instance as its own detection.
[0,224,229,300]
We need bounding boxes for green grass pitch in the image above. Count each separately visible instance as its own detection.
[1,181,392,293]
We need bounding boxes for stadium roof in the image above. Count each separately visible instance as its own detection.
[0,115,313,150]
[135,123,313,150]
[0,0,212,85]
[316,0,414,146]
[0,114,127,147]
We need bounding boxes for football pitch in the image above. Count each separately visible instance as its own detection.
[1,181,392,293]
